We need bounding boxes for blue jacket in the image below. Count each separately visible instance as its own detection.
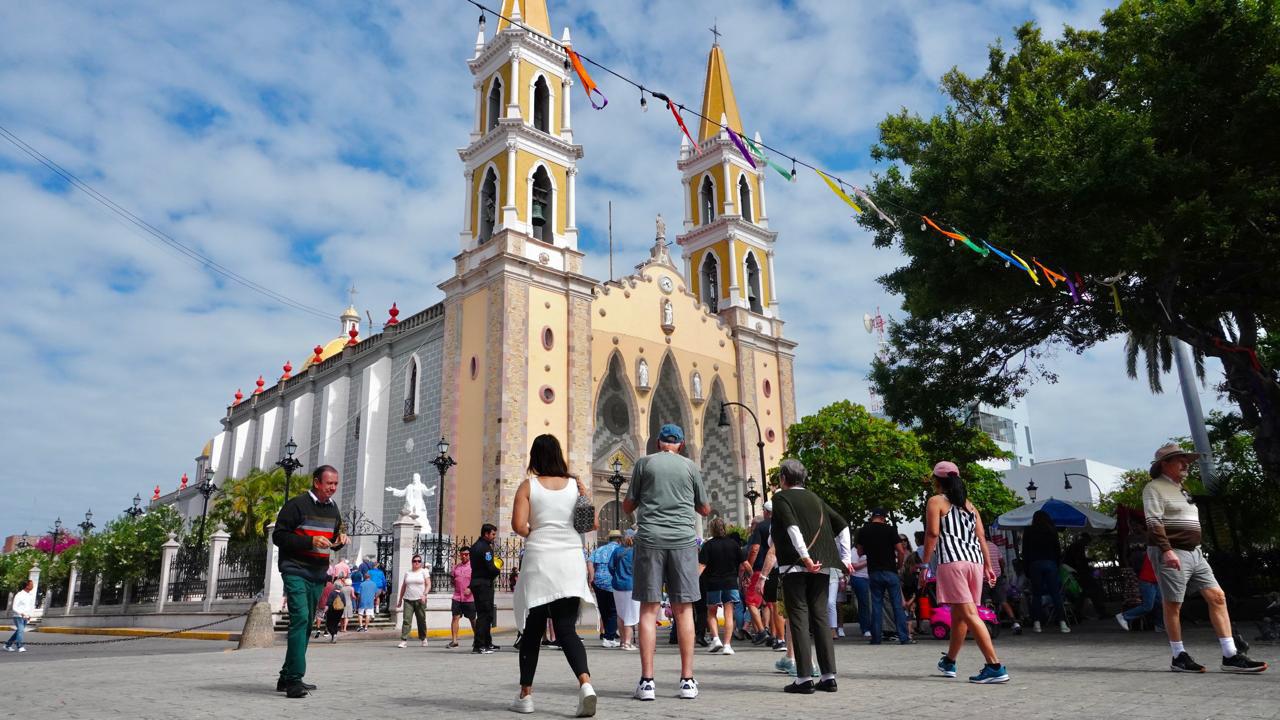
[609,545,635,592]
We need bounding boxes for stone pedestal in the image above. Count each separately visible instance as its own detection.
[390,509,419,629]
[156,533,180,613]
[204,526,230,612]
[237,600,276,649]
[28,564,41,615]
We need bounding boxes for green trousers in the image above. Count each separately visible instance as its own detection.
[280,573,323,683]
[400,598,427,641]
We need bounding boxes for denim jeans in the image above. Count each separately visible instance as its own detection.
[849,576,871,633]
[594,586,618,640]
[1028,559,1065,623]
[868,570,910,643]
[5,617,26,649]
[1122,580,1163,625]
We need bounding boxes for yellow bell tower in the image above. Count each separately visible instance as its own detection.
[440,0,595,536]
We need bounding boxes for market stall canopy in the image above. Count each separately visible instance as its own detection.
[993,498,1116,531]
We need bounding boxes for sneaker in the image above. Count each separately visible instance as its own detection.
[481,647,496,655]
[447,641,459,648]
[938,654,957,678]
[969,664,1010,684]
[421,639,428,647]
[783,680,815,694]
[472,647,483,654]
[285,683,310,698]
[3,646,12,652]
[863,631,871,638]
[837,628,846,638]
[397,641,407,648]
[1012,623,1022,635]
[773,640,787,652]
[633,678,656,701]
[576,683,597,717]
[16,647,26,653]
[707,637,724,653]
[1059,621,1071,633]
[721,645,735,656]
[1221,653,1268,673]
[1033,621,1042,633]
[1171,652,1206,673]
[329,635,337,644]
[509,693,534,714]
[774,657,796,675]
[752,631,771,646]
[678,677,699,699]
[1114,613,1130,632]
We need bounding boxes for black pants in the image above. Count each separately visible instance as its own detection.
[472,580,495,649]
[594,587,618,640]
[783,571,837,679]
[519,597,589,686]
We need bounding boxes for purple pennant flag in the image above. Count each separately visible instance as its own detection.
[1065,272,1080,304]
[725,127,757,169]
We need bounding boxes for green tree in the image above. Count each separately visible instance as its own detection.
[785,400,930,524]
[209,468,286,543]
[861,0,1280,484]
[1097,468,1151,515]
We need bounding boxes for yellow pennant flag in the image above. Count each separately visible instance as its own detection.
[816,169,862,214]
[1009,251,1040,285]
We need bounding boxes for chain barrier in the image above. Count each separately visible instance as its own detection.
[13,607,252,646]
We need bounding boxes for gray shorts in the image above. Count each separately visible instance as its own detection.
[632,544,700,604]
[1148,546,1219,604]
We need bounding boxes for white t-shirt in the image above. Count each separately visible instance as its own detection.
[12,588,36,617]
[401,568,430,602]
[850,546,870,579]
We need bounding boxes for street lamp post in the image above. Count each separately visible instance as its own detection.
[1063,472,1104,503]
[744,476,761,520]
[47,518,64,564]
[607,457,626,531]
[124,493,145,519]
[718,401,769,500]
[276,436,303,505]
[196,468,218,546]
[78,509,95,536]
[16,532,31,550]
[1026,480,1038,503]
[429,437,456,577]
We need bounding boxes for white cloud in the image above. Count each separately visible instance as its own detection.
[0,0,1229,534]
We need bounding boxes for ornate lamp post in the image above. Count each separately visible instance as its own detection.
[124,493,145,519]
[47,518,64,564]
[196,467,219,545]
[1026,480,1038,503]
[429,437,456,576]
[744,476,761,520]
[16,532,31,550]
[276,436,303,505]
[607,456,626,531]
[78,509,95,536]
[718,401,769,500]
[1063,472,1103,504]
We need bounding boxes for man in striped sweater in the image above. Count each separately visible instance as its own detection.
[273,464,349,697]
[1143,443,1265,674]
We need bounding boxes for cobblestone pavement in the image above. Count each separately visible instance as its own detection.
[1,623,1275,719]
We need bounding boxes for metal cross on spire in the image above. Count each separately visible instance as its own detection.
[348,283,358,306]
[709,20,721,47]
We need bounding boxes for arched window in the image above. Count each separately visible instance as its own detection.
[700,175,715,225]
[738,175,753,223]
[486,77,503,132]
[533,76,550,133]
[404,355,420,418]
[700,253,719,312]
[531,166,553,243]
[479,168,498,242]
[745,252,763,313]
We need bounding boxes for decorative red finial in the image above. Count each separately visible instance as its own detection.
[152,485,161,500]
[385,302,400,327]
[234,388,243,406]
[179,473,188,490]
[347,326,359,346]
[282,361,293,380]
[253,375,265,394]
[312,345,324,364]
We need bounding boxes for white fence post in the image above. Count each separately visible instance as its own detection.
[63,562,78,616]
[391,509,418,630]
[263,523,285,613]
[156,533,180,613]
[27,564,42,619]
[205,526,230,612]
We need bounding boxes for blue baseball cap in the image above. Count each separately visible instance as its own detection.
[658,423,684,443]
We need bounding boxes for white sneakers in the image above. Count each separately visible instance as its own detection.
[1059,621,1071,633]
[601,638,620,648]
[509,693,534,714]
[1115,612,1130,631]
[707,637,724,653]
[679,678,699,699]
[576,683,597,717]
[633,678,656,701]
[421,639,429,647]
[1033,621,1043,633]
[721,645,735,655]
[397,641,407,648]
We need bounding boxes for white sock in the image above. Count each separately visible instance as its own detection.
[820,673,836,681]
[1170,640,1185,656]
[1219,637,1238,657]
[793,678,808,686]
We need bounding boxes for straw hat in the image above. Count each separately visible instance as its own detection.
[1150,443,1200,470]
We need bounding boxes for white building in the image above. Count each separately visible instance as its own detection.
[970,400,1036,469]
[1001,457,1128,505]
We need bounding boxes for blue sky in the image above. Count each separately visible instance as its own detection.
[0,0,1225,536]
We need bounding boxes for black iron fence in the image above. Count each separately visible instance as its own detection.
[215,542,266,600]
[168,545,209,603]
[414,535,527,594]
[49,580,68,608]
[74,573,96,607]
[131,565,162,604]
[99,579,124,606]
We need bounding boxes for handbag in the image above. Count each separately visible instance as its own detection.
[572,477,596,534]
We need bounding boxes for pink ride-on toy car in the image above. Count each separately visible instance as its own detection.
[929,603,1001,640]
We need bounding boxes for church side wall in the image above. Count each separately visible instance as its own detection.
[383,325,445,531]
[339,371,364,513]
[319,376,349,480]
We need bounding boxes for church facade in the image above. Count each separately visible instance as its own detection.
[195,0,797,553]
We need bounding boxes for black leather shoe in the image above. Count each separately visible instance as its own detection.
[277,679,317,692]
[784,680,815,694]
[815,678,838,692]
[285,684,310,699]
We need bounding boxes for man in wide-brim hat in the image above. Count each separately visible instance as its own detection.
[1142,443,1266,674]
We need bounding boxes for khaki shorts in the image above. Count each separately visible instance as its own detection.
[1148,546,1218,604]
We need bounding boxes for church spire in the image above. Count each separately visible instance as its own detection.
[497,0,551,37]
[697,44,744,143]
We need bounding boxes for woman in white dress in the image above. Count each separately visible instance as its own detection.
[509,434,598,717]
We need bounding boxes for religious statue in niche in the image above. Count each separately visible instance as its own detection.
[662,299,675,328]
[637,358,650,389]
[691,371,703,400]
[386,472,436,536]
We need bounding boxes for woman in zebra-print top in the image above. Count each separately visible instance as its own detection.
[922,461,1009,684]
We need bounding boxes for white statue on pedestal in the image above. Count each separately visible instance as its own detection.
[637,358,650,388]
[386,472,436,536]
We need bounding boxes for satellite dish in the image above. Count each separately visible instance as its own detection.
[863,313,874,333]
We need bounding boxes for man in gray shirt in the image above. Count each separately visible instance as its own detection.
[623,423,711,701]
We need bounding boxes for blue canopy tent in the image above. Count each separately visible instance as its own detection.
[993,498,1116,531]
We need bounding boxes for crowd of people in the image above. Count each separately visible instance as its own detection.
[265,435,1267,711]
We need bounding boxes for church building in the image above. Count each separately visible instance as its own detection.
[193,0,797,553]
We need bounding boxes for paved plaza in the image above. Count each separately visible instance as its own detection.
[1,623,1275,719]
